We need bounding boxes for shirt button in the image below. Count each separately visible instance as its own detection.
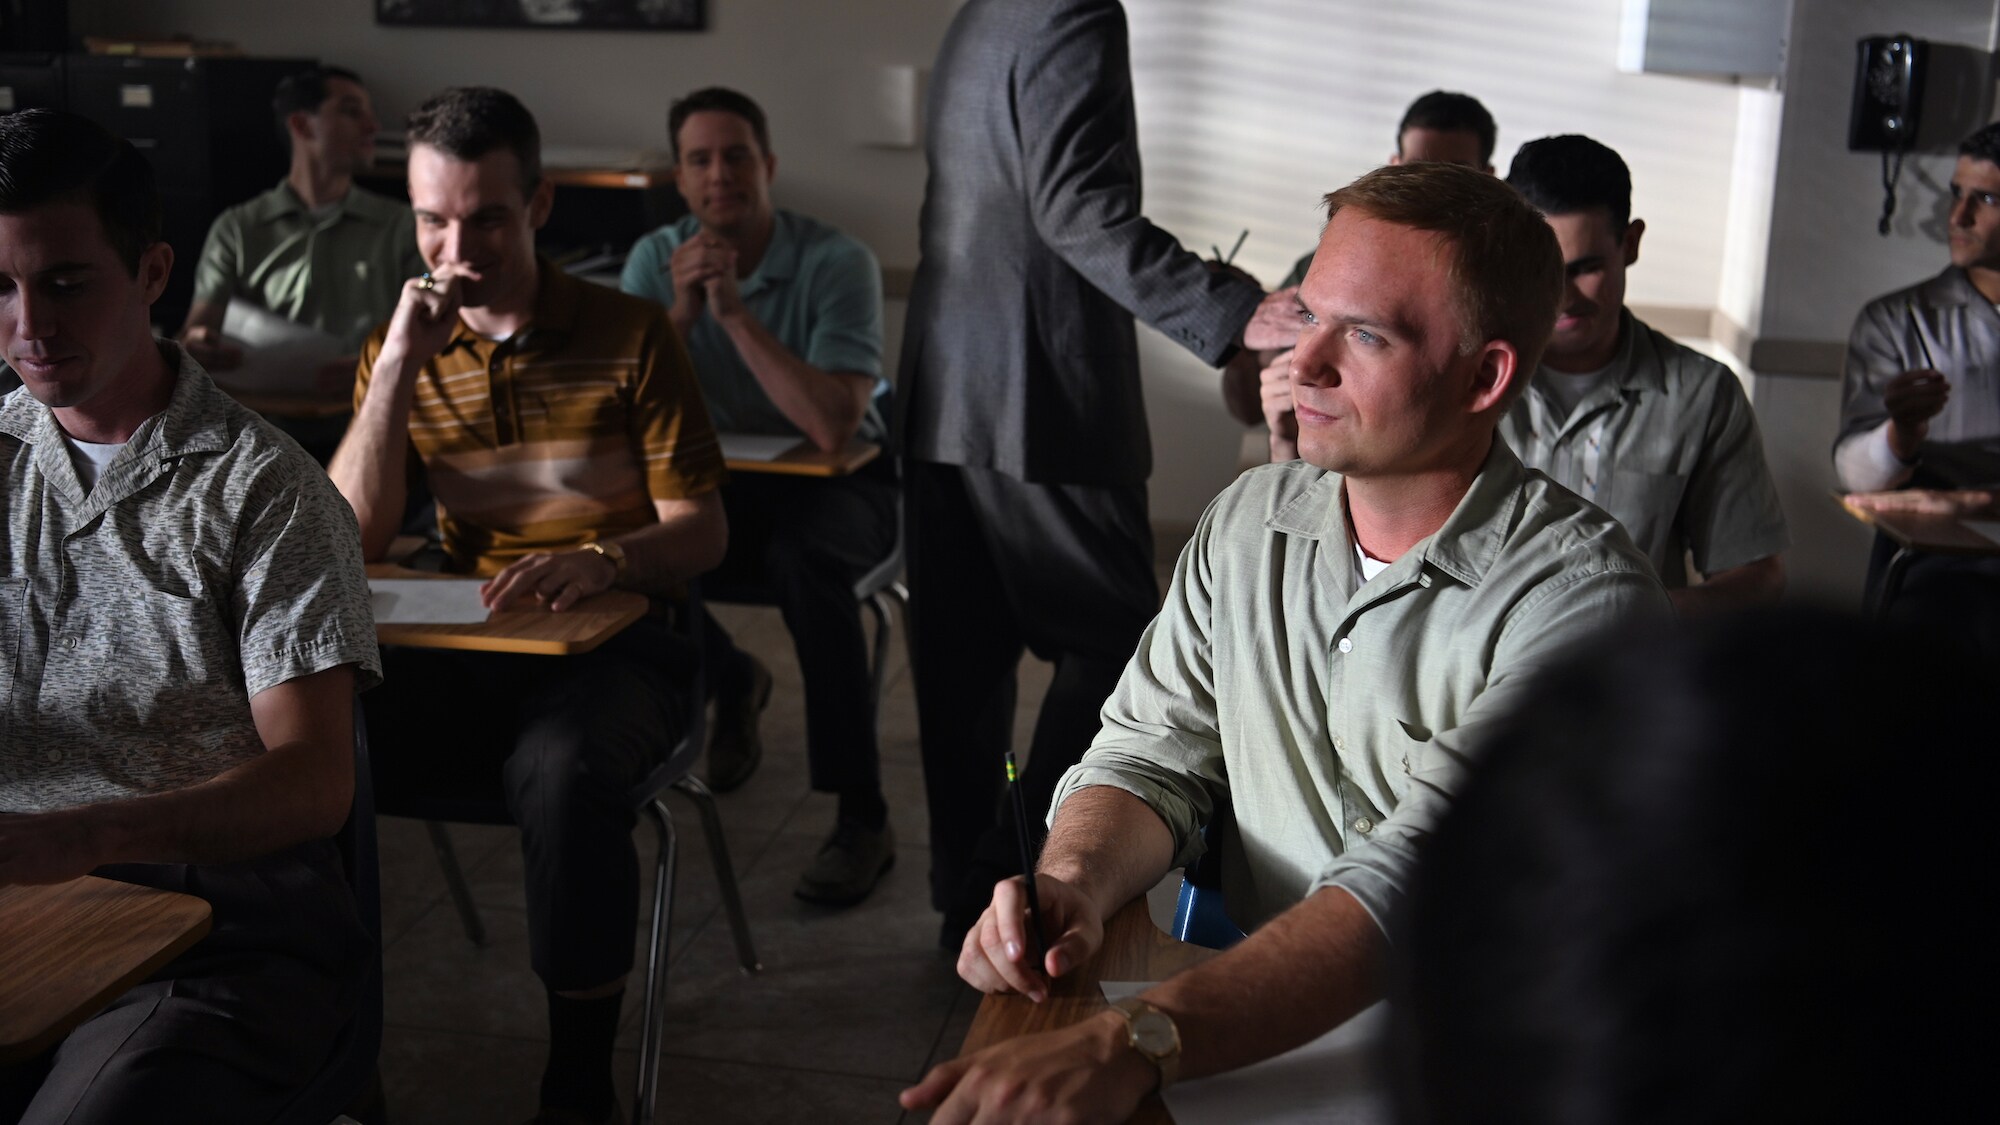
[1353,817,1374,834]
[64,637,78,650]
[44,749,61,764]
[1337,637,1353,654]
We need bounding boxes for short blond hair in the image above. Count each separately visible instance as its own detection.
[1323,164,1563,404]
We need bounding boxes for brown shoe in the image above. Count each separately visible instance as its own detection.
[707,653,772,793]
[795,818,896,906]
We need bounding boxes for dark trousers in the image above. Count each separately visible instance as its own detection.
[904,460,1160,915]
[700,459,898,797]
[0,842,368,1125]
[1867,533,2000,675]
[364,619,694,991]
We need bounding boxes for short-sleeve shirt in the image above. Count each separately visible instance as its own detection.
[193,181,426,353]
[1053,439,1669,930]
[620,210,887,441]
[1835,266,2000,486]
[356,262,727,576]
[1497,312,1790,587]
[1,343,382,814]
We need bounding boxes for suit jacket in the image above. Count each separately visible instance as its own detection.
[896,0,1265,486]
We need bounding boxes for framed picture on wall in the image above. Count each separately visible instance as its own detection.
[376,1,705,31]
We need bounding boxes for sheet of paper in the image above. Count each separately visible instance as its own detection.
[1962,518,2000,547]
[719,432,802,463]
[369,578,491,626]
[1101,983,1389,1125]
[210,301,347,396]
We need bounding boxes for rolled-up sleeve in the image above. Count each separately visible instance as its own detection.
[1051,503,1224,865]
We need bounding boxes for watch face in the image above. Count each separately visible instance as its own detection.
[1132,1010,1177,1056]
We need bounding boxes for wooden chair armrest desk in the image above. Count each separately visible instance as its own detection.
[0,876,213,1064]
[958,898,1219,1124]
[366,564,649,655]
[723,436,880,478]
[1834,491,2000,616]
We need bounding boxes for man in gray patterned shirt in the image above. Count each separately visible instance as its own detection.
[0,110,382,1122]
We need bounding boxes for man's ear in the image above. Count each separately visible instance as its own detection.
[1468,339,1519,415]
[1623,218,1646,267]
[287,109,315,145]
[137,241,174,307]
[526,177,555,231]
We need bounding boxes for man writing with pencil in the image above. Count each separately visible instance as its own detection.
[1837,120,2000,666]
[902,164,1668,1122]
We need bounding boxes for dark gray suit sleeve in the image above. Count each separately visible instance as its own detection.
[1016,0,1265,366]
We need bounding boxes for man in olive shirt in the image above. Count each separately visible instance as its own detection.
[904,164,1667,1123]
[1501,135,1787,611]
[178,66,423,390]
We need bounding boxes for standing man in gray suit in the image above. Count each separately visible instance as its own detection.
[898,0,1291,941]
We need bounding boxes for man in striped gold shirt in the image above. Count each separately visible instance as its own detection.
[328,87,724,1125]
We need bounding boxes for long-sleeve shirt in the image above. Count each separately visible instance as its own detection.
[1052,440,1669,931]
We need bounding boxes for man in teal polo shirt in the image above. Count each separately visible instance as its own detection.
[622,86,896,906]
[178,66,424,398]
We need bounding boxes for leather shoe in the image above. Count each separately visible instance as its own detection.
[795,818,895,906]
[707,653,772,793]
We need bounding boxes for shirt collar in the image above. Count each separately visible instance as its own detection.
[247,180,398,226]
[1264,438,1526,590]
[1921,266,1984,309]
[0,341,234,460]
[438,258,582,357]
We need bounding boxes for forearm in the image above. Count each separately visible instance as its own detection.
[328,350,420,560]
[609,495,728,596]
[178,299,226,339]
[1672,554,1786,614]
[716,311,870,452]
[1142,885,1385,1081]
[1039,786,1178,924]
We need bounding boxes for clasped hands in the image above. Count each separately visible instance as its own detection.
[668,233,747,326]
[898,875,1160,1125]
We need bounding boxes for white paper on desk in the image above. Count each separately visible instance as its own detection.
[1101,983,1389,1125]
[718,432,801,462]
[209,301,346,396]
[368,579,491,625]
[1963,519,2000,547]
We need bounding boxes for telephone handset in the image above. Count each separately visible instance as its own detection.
[1851,35,1930,236]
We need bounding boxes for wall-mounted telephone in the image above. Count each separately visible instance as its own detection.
[1851,35,1930,236]
[1850,35,1928,152]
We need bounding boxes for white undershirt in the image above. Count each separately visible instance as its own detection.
[63,434,125,491]
[1541,361,1612,418]
[1354,540,1391,585]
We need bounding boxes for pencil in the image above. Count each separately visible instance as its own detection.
[1005,752,1047,966]
[1908,306,1938,371]
[1223,228,1249,266]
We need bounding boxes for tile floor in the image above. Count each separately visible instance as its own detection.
[374,550,1186,1124]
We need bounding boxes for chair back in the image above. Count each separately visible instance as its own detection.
[1170,810,1247,951]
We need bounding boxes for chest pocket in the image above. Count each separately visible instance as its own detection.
[72,589,236,732]
[0,577,24,712]
[1604,468,1688,566]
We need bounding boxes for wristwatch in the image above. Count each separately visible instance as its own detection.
[1108,996,1182,1090]
[578,539,626,578]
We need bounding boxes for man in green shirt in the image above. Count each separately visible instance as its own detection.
[177,66,423,390]
[904,163,1668,1123]
[621,87,896,906]
[1228,90,1499,457]
[1500,134,1788,611]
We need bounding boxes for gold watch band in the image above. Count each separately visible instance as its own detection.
[1109,996,1182,1090]
[579,540,626,578]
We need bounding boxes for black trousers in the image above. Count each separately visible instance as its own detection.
[701,459,898,796]
[0,842,368,1124]
[364,618,695,991]
[1867,533,2000,676]
[904,460,1160,915]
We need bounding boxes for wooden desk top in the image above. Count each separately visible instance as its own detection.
[724,436,881,478]
[367,564,650,655]
[959,899,1218,1124]
[1837,494,2000,556]
[0,876,213,1064]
